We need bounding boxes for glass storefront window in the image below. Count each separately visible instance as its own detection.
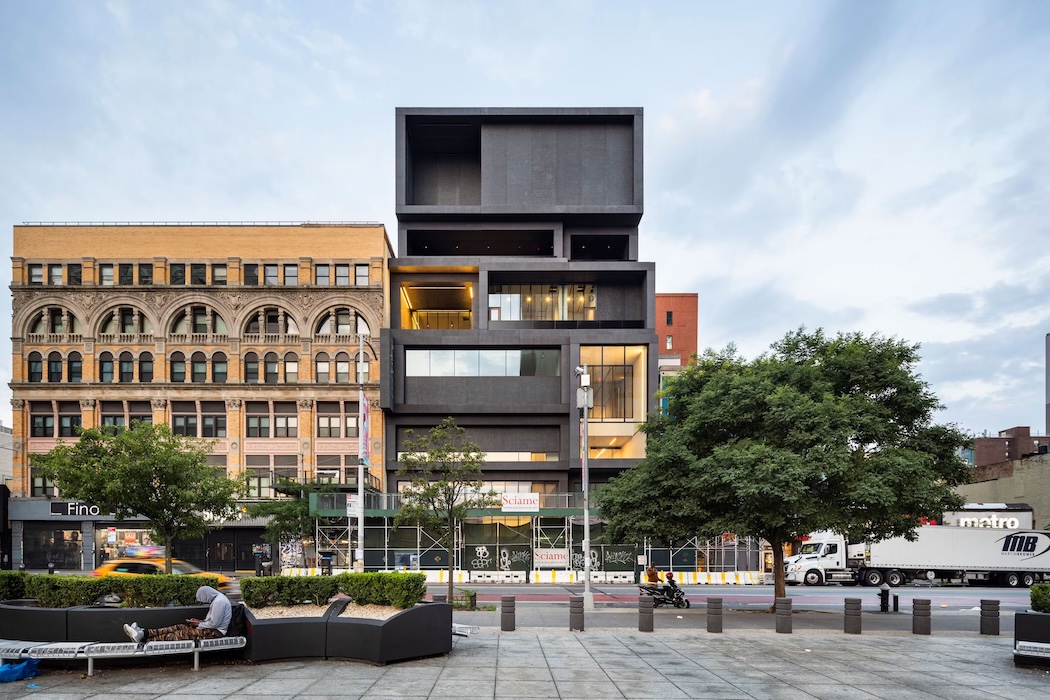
[22,523,84,569]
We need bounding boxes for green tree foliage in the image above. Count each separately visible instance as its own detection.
[243,477,339,564]
[394,417,498,602]
[31,422,242,574]
[597,328,972,599]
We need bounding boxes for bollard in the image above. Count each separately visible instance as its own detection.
[912,598,931,635]
[569,594,585,632]
[980,599,999,636]
[706,597,723,633]
[775,597,792,634]
[878,583,890,612]
[638,594,654,632]
[47,562,56,575]
[501,595,516,632]
[893,594,899,613]
[844,598,862,635]
[433,593,447,604]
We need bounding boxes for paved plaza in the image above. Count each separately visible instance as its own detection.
[1,606,1047,700]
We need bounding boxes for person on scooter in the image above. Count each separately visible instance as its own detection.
[662,571,678,598]
[645,564,660,585]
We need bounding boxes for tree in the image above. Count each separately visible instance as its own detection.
[394,417,498,602]
[597,328,972,600]
[244,477,340,567]
[32,422,242,574]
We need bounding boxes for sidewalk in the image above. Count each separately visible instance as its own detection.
[2,607,1043,699]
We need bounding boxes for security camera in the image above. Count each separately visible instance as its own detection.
[574,366,585,376]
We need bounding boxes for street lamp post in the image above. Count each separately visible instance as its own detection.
[576,365,594,611]
[356,332,369,572]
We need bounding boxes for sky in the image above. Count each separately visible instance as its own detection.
[1,0,1048,437]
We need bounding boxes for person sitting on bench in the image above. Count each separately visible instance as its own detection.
[124,585,231,643]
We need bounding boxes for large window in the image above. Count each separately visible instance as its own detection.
[316,264,330,285]
[169,264,185,285]
[138,353,153,383]
[212,264,227,285]
[284,264,298,286]
[47,352,62,382]
[27,352,43,382]
[29,264,43,285]
[58,402,81,437]
[244,264,259,285]
[119,351,135,382]
[172,401,197,436]
[48,264,62,285]
[316,401,359,438]
[212,353,228,383]
[191,264,207,285]
[246,402,270,438]
[355,264,369,286]
[119,264,134,285]
[244,352,259,384]
[488,283,596,323]
[335,264,350,286]
[139,263,153,285]
[201,401,226,438]
[67,263,82,285]
[68,352,82,383]
[580,345,648,422]
[99,264,114,286]
[264,264,279,286]
[405,349,560,377]
[31,400,54,437]
[170,352,186,383]
[99,352,114,383]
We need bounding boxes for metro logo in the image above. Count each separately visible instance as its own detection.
[997,532,1050,559]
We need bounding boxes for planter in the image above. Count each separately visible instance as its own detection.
[0,599,68,642]
[242,607,328,663]
[326,600,452,664]
[1014,610,1050,668]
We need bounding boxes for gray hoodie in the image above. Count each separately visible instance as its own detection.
[196,585,232,634]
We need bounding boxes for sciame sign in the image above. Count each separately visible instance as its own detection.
[501,493,539,513]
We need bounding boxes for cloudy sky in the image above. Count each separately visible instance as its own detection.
[1,0,1048,437]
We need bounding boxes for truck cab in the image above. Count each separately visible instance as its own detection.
[784,532,854,585]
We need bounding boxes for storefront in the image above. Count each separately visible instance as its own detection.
[8,498,150,571]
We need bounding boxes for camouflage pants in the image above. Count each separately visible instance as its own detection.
[146,624,223,642]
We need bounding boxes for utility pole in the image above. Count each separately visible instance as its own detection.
[576,365,594,611]
[356,332,369,572]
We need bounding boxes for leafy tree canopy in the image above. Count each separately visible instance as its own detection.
[394,417,497,600]
[244,477,342,564]
[32,422,242,573]
[596,328,972,598]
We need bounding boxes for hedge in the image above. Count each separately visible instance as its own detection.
[241,572,426,609]
[0,571,30,601]
[1,572,221,609]
[1032,583,1050,613]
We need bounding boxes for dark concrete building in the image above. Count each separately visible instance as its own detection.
[382,107,657,497]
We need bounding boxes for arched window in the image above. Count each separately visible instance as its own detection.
[99,307,153,336]
[138,352,153,383]
[264,352,279,384]
[47,351,63,382]
[99,352,114,383]
[315,308,369,337]
[67,352,82,383]
[119,351,134,382]
[27,352,43,382]
[171,306,228,335]
[284,352,299,384]
[244,352,259,384]
[315,352,330,384]
[191,351,207,383]
[212,352,227,383]
[335,352,350,383]
[170,351,186,383]
[244,307,299,336]
[29,308,81,336]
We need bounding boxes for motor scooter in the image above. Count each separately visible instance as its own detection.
[638,573,690,608]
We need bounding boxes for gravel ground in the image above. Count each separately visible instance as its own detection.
[245,602,402,620]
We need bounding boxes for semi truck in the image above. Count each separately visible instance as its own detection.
[784,526,1050,587]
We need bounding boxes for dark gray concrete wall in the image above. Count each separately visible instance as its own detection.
[404,376,562,407]
[412,154,481,205]
[395,424,560,452]
[481,124,634,208]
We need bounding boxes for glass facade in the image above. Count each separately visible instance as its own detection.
[406,349,560,377]
[488,283,596,322]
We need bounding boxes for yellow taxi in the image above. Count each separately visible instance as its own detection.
[92,546,233,591]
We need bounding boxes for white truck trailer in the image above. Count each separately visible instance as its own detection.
[784,526,1050,587]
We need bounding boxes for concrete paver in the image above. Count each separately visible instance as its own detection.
[1,606,1046,699]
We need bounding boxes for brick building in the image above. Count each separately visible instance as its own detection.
[7,222,391,571]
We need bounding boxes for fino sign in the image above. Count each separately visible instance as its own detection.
[50,501,102,517]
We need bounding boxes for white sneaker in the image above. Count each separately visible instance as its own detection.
[123,623,144,643]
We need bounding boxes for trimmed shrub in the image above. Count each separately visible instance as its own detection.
[20,573,218,608]
[0,571,29,601]
[241,575,338,608]
[338,572,425,609]
[1032,583,1050,613]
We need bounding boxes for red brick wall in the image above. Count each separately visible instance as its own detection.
[656,293,698,366]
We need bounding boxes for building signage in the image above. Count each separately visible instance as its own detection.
[501,493,539,513]
[50,501,102,517]
[533,548,569,568]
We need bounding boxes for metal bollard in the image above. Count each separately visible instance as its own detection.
[844,598,862,634]
[912,598,931,635]
[893,594,899,613]
[569,594,585,632]
[879,583,890,612]
[638,595,654,632]
[775,597,792,634]
[433,593,447,604]
[980,599,999,636]
[501,595,516,632]
[706,597,723,633]
[47,562,55,575]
